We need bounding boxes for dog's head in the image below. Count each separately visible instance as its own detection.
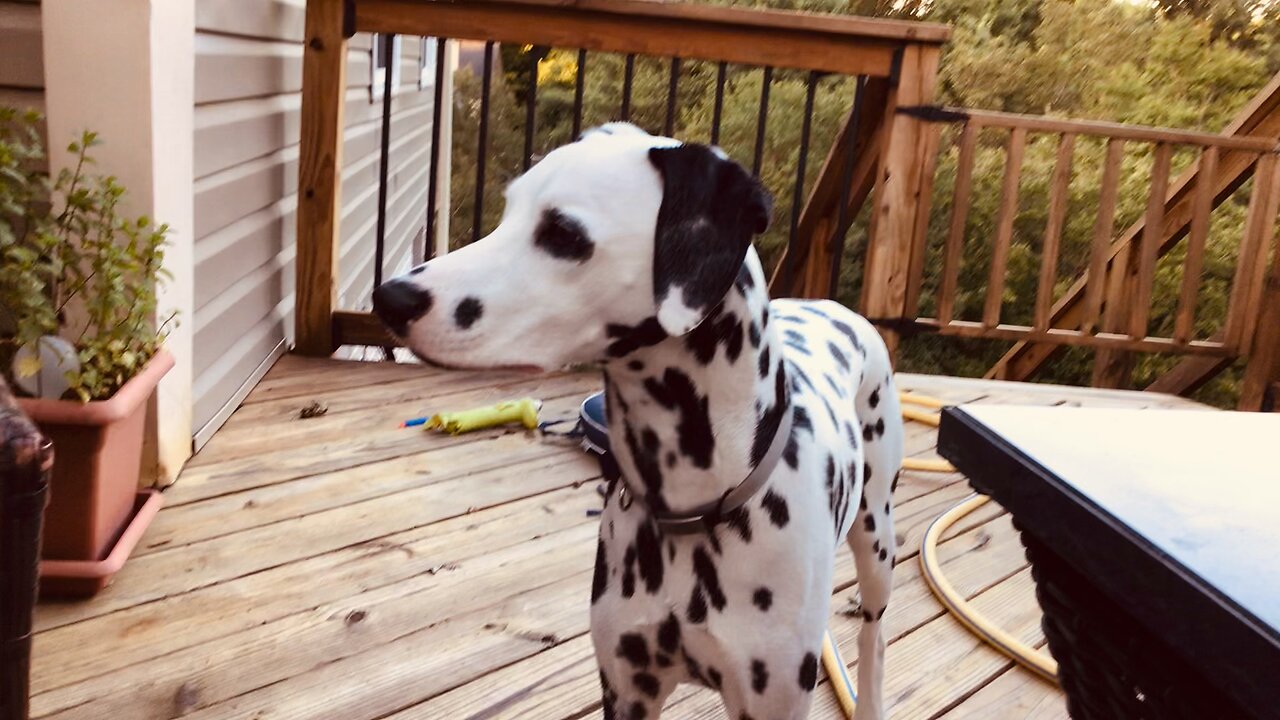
[371,123,771,372]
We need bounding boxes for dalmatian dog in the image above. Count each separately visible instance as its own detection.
[371,123,903,720]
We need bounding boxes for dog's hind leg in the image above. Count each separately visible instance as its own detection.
[847,351,903,720]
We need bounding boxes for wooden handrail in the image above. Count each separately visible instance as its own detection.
[353,0,946,77]
[458,0,952,43]
[917,106,1279,152]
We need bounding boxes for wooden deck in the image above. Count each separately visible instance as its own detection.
[27,355,1207,719]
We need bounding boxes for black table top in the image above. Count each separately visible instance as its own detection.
[939,404,1280,715]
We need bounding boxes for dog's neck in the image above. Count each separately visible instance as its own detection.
[602,250,788,516]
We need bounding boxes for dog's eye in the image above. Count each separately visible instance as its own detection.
[534,209,594,262]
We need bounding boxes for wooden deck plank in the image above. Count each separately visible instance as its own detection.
[939,665,1067,720]
[172,378,603,504]
[35,448,600,632]
[32,487,600,704]
[30,357,1209,719]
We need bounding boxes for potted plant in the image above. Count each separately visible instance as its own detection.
[0,107,174,597]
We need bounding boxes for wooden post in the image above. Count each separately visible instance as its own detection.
[1239,156,1280,411]
[295,0,349,356]
[860,45,941,358]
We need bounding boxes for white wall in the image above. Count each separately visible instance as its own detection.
[42,0,195,485]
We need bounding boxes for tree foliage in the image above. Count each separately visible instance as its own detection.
[445,0,1278,404]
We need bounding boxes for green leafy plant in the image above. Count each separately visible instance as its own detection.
[0,107,173,402]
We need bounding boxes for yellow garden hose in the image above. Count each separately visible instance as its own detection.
[822,629,858,717]
[902,392,1061,685]
[919,494,1060,683]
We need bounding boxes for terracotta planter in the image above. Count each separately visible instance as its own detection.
[17,350,172,597]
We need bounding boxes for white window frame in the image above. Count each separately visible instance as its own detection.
[370,33,402,102]
[419,37,439,90]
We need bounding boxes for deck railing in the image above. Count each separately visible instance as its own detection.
[880,107,1280,409]
[294,0,1279,410]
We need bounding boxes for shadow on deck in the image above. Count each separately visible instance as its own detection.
[28,356,1205,719]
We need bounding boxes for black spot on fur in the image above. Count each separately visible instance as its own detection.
[692,546,728,612]
[725,506,752,543]
[688,586,708,623]
[789,362,817,393]
[830,318,865,355]
[869,387,880,408]
[828,341,850,371]
[793,406,813,434]
[707,667,723,689]
[875,417,885,436]
[617,634,650,668]
[592,540,608,603]
[534,208,594,261]
[635,523,664,594]
[825,374,847,398]
[408,264,425,275]
[757,345,771,379]
[622,545,637,598]
[656,653,673,668]
[783,434,799,470]
[684,305,745,365]
[751,659,769,693]
[630,701,647,720]
[785,340,812,356]
[750,366,788,467]
[453,297,483,329]
[799,652,819,691]
[633,672,660,698]
[800,305,828,318]
[753,587,773,611]
[624,425,667,512]
[880,547,889,562]
[761,490,790,528]
[628,359,645,372]
[644,369,715,469]
[748,320,761,348]
[606,317,668,358]
[658,613,681,654]
[863,423,875,442]
[864,514,876,533]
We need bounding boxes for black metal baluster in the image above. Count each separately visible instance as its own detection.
[828,76,866,298]
[572,48,587,139]
[664,57,681,136]
[620,54,636,122]
[374,33,395,288]
[788,72,820,249]
[752,66,773,177]
[473,40,494,245]
[523,46,548,172]
[710,61,727,146]
[424,37,448,261]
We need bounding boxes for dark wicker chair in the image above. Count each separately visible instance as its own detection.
[0,377,51,720]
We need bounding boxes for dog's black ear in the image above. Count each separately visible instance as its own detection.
[648,144,772,336]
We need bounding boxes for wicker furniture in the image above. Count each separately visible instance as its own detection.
[0,378,51,720]
[939,405,1280,720]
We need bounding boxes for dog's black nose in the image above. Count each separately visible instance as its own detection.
[372,279,434,336]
